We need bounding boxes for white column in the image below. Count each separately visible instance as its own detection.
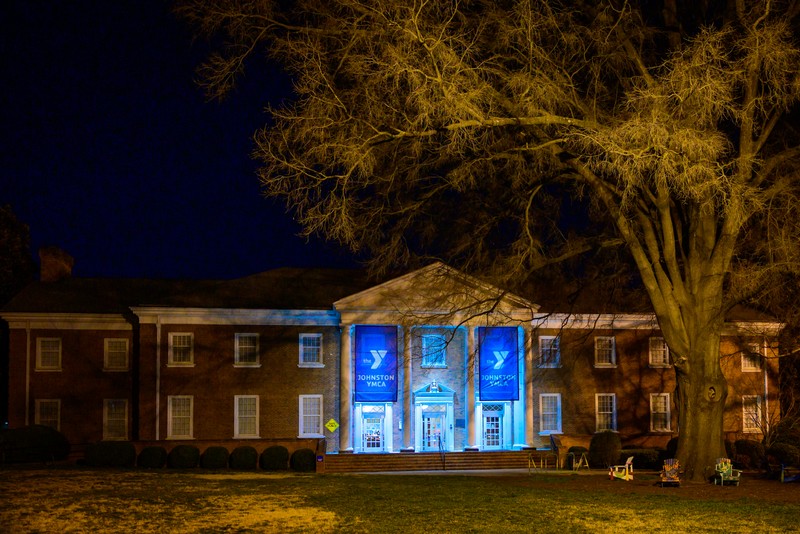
[339,324,353,452]
[402,326,414,451]
[466,326,478,450]
[525,326,536,447]
[513,325,527,448]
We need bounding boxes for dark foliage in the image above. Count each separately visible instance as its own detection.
[589,431,622,468]
[84,441,137,468]
[201,446,230,469]
[0,425,70,463]
[290,448,316,472]
[167,445,200,468]
[768,442,800,468]
[260,445,290,471]
[229,446,258,470]
[137,446,167,468]
[734,439,766,470]
[620,448,660,470]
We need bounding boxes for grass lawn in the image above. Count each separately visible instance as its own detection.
[1,467,797,533]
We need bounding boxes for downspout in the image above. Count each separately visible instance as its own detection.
[763,338,769,437]
[155,317,161,441]
[24,323,30,425]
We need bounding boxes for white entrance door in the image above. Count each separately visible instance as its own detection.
[482,403,504,450]
[360,405,386,452]
[422,412,445,451]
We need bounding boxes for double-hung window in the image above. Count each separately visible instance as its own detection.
[594,336,616,367]
[596,393,617,432]
[539,393,562,434]
[299,395,323,437]
[103,399,128,440]
[168,396,193,439]
[234,395,259,438]
[742,342,763,372]
[742,395,762,433]
[104,339,129,371]
[649,337,670,367]
[168,333,194,366]
[35,399,60,430]
[538,336,560,368]
[36,338,62,371]
[235,333,259,367]
[421,333,447,368]
[650,393,671,432]
[299,333,323,367]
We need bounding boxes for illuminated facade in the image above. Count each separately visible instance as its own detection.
[1,263,780,454]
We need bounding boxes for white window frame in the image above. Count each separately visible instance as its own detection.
[648,337,670,368]
[167,395,194,439]
[742,395,762,433]
[299,394,323,437]
[421,333,447,368]
[36,338,62,371]
[742,342,763,372]
[299,333,324,368]
[539,393,562,435]
[168,333,194,366]
[103,399,128,440]
[234,395,260,438]
[538,336,561,368]
[594,336,616,367]
[595,393,617,432]
[104,338,129,371]
[35,399,61,431]
[650,393,671,432]
[234,333,260,367]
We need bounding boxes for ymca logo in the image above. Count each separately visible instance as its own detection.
[493,351,509,370]
[370,349,387,370]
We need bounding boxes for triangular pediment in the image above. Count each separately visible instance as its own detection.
[335,262,537,326]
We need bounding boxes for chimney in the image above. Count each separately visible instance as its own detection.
[39,246,74,282]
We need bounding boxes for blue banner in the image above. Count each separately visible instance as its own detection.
[354,326,398,402]
[478,327,519,401]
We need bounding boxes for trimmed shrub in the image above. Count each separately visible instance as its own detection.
[767,442,800,467]
[168,445,200,468]
[589,431,621,468]
[229,446,258,470]
[620,448,660,470]
[734,439,766,470]
[566,446,588,470]
[290,448,316,472]
[84,441,137,467]
[666,437,679,459]
[260,445,290,471]
[138,446,167,468]
[201,446,230,469]
[0,425,70,463]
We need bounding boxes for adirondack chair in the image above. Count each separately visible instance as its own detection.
[713,458,742,486]
[659,458,681,487]
[781,464,800,483]
[609,456,634,481]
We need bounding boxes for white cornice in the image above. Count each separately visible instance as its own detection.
[130,307,340,326]
[0,313,132,331]
[532,313,783,334]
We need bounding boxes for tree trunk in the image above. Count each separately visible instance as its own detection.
[674,332,728,482]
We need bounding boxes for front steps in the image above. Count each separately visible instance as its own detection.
[322,450,558,473]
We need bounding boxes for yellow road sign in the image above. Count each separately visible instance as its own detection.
[325,418,339,432]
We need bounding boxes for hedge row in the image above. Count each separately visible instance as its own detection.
[83,443,316,472]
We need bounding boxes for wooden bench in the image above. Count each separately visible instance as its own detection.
[550,434,592,469]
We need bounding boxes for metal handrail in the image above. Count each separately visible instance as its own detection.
[438,434,446,470]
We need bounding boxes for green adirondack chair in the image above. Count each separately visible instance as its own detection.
[713,458,742,486]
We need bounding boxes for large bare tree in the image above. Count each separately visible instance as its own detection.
[179,0,800,480]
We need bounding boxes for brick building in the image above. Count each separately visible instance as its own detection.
[0,262,780,455]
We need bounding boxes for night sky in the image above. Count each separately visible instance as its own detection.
[2,0,357,280]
